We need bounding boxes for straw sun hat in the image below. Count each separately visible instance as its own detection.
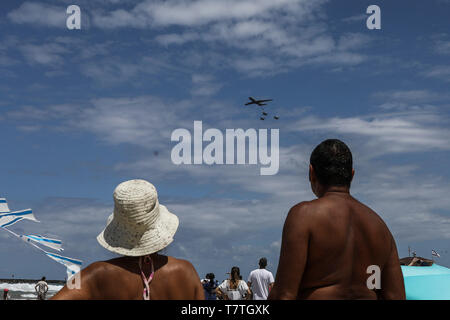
[97,179,179,256]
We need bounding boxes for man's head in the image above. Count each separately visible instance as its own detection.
[41,277,46,281]
[259,257,267,269]
[309,139,354,197]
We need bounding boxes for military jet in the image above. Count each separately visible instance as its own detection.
[245,97,273,106]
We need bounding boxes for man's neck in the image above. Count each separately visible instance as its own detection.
[319,186,350,198]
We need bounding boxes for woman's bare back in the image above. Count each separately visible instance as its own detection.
[52,254,205,300]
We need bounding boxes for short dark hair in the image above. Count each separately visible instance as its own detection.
[41,276,46,281]
[259,257,267,268]
[310,139,353,187]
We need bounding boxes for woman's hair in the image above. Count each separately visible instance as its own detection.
[228,266,241,289]
[230,266,240,282]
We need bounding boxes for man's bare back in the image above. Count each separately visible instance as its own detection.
[268,139,405,300]
[269,192,405,300]
[52,254,205,300]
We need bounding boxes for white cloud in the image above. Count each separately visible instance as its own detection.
[19,43,68,66]
[7,104,79,122]
[293,112,450,156]
[191,74,223,96]
[74,96,192,149]
[232,57,276,75]
[80,60,141,84]
[155,32,200,46]
[356,165,450,242]
[92,0,367,75]
[434,40,450,55]
[8,2,66,28]
[374,90,443,103]
[422,65,450,82]
[93,0,325,28]
[6,0,370,78]
[341,14,367,23]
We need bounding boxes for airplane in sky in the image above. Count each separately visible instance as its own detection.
[245,97,273,106]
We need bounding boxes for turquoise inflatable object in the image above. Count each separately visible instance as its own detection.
[401,264,450,300]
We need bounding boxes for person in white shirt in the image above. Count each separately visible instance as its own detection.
[247,257,274,300]
[35,277,49,300]
[216,266,251,300]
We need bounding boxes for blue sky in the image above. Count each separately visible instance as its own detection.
[1,0,450,282]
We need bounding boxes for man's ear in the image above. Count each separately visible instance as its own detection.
[309,164,314,182]
[351,168,355,182]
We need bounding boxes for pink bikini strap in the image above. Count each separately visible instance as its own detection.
[138,255,154,300]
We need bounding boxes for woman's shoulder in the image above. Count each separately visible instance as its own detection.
[165,256,199,276]
[219,279,229,286]
[238,280,248,287]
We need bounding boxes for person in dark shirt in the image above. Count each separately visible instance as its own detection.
[202,273,218,300]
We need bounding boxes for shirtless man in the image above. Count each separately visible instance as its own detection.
[268,139,405,300]
[51,179,204,300]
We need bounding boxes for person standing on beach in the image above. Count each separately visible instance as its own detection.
[3,289,9,300]
[247,258,274,300]
[268,139,405,300]
[216,267,251,300]
[202,273,218,300]
[35,277,48,300]
[51,179,204,300]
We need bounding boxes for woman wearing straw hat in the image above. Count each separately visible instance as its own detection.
[52,179,205,300]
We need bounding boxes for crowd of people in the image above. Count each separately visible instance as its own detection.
[47,139,405,300]
[201,258,275,300]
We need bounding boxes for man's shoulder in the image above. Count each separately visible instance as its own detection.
[249,269,259,280]
[285,200,317,225]
[288,200,321,216]
[289,197,356,221]
[264,269,274,276]
[260,269,273,279]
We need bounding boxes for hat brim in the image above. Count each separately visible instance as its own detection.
[97,204,179,257]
